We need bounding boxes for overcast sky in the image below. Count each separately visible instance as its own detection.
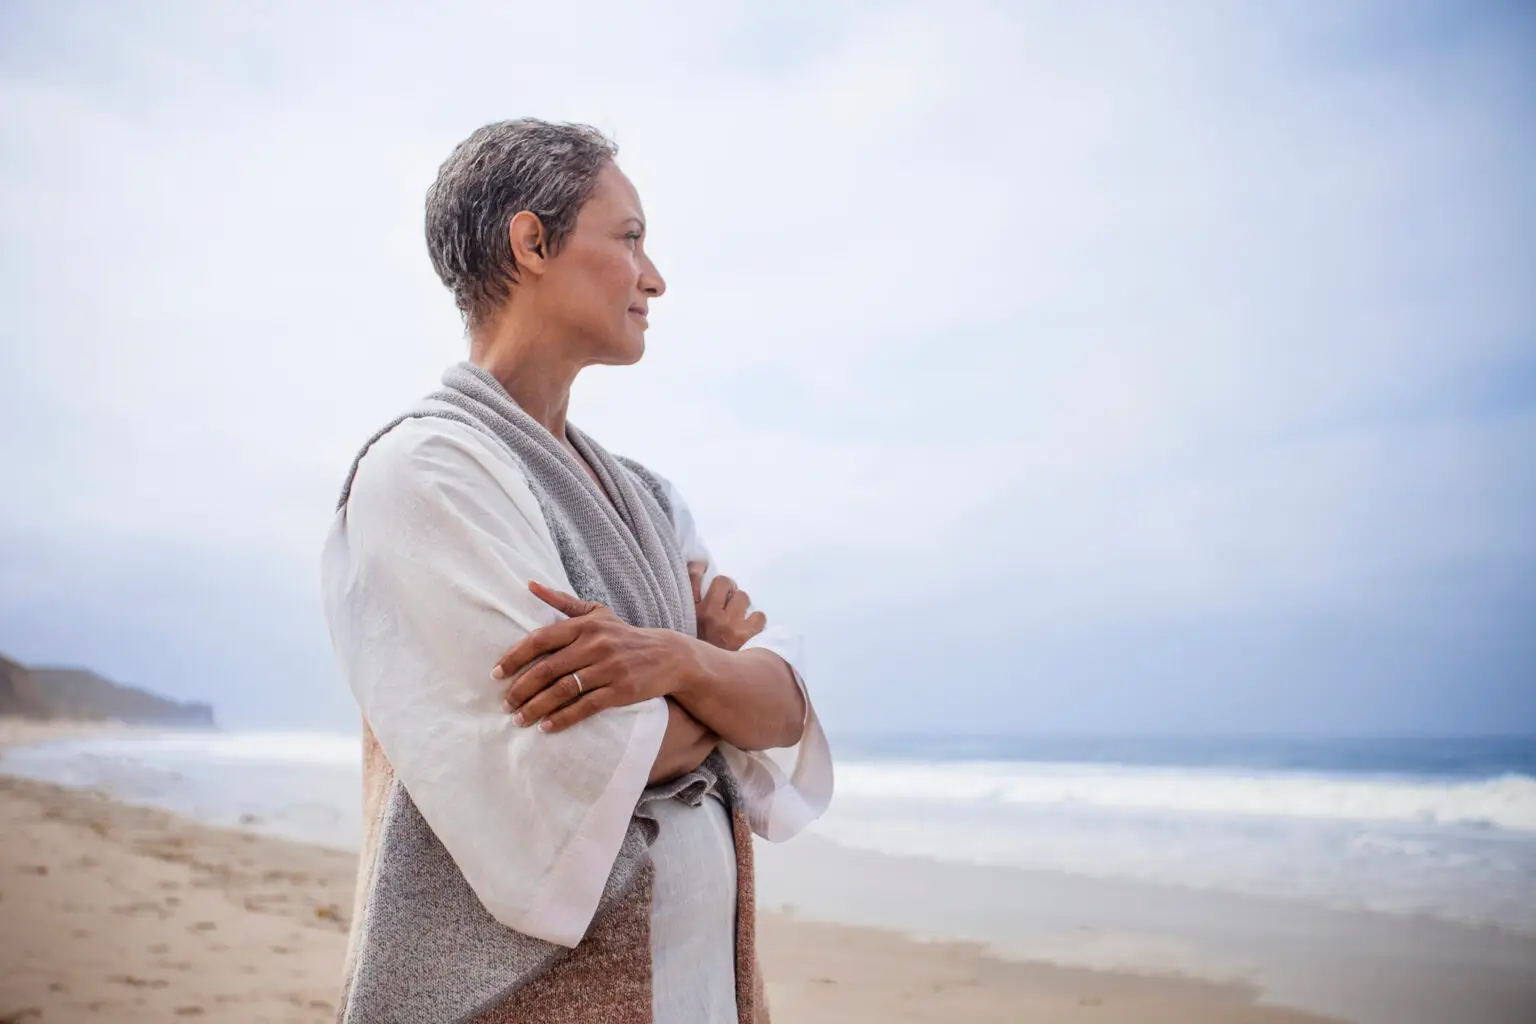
[2,0,1532,735]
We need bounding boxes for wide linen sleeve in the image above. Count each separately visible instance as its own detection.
[658,474,834,842]
[321,417,668,948]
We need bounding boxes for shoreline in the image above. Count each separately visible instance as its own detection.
[0,745,1342,1023]
[6,721,1534,1022]
[0,716,160,752]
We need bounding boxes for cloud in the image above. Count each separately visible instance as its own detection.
[1,0,1532,731]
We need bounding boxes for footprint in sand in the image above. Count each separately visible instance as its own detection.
[114,899,170,918]
[107,974,170,990]
[243,895,282,912]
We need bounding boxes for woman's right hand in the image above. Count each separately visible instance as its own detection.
[688,561,766,651]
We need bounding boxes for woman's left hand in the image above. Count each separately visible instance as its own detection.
[493,581,698,733]
[689,561,767,651]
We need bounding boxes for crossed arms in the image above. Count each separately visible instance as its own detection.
[491,574,806,783]
[321,417,831,945]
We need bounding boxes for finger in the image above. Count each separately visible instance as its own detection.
[504,647,586,709]
[725,589,751,622]
[704,573,736,613]
[539,687,616,733]
[493,618,582,680]
[528,580,601,618]
[513,671,593,727]
[744,610,767,637]
[686,561,706,605]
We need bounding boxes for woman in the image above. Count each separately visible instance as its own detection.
[321,118,832,1024]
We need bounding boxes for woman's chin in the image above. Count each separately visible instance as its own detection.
[594,337,645,366]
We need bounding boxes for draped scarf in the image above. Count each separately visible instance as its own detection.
[333,362,767,1023]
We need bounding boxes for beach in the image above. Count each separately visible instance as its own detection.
[0,774,1331,1023]
[3,722,1534,1023]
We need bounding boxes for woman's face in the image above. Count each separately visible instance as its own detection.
[540,163,665,366]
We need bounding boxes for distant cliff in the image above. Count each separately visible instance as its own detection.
[0,654,53,718]
[0,654,216,728]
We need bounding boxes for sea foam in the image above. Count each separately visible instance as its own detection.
[833,761,1536,833]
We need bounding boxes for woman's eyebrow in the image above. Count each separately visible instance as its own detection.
[621,216,645,232]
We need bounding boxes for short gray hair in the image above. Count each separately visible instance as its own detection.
[425,119,618,325]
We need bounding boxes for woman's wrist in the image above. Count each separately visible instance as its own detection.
[668,632,731,704]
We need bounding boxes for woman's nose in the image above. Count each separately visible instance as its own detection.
[640,255,666,298]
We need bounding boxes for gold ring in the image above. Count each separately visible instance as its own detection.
[573,672,584,695]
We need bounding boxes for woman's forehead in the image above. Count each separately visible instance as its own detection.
[583,164,644,225]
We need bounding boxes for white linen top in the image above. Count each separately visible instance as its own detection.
[320,415,833,1023]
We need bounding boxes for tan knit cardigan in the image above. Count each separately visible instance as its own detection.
[336,727,767,1023]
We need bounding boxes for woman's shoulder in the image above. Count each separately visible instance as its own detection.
[614,459,709,559]
[614,454,674,519]
[346,412,535,511]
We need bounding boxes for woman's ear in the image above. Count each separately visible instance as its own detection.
[508,210,549,275]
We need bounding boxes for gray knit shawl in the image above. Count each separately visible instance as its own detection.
[335,361,730,1023]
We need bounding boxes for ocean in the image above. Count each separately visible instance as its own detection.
[824,734,1536,936]
[4,730,1533,937]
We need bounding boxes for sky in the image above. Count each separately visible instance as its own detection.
[1,0,1533,735]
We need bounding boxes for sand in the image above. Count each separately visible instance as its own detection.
[755,832,1536,1024]
[0,720,1348,1022]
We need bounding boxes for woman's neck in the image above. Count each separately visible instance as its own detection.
[468,313,581,440]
